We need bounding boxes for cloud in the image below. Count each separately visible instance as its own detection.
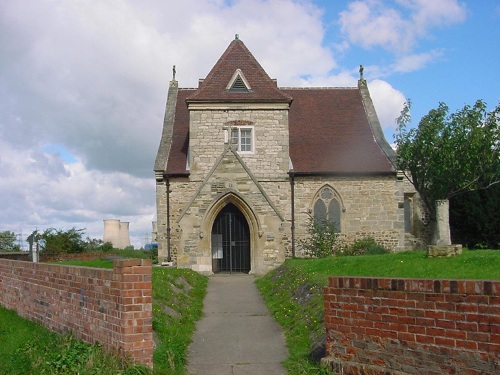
[393,50,444,72]
[0,0,414,248]
[339,0,466,53]
[0,138,155,247]
[368,79,406,131]
[0,0,337,247]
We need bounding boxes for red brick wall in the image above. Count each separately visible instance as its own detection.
[0,258,153,368]
[323,277,499,375]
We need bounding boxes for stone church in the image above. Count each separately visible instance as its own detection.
[154,36,411,274]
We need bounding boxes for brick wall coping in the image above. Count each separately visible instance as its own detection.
[327,276,499,296]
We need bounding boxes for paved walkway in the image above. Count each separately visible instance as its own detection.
[187,274,288,375]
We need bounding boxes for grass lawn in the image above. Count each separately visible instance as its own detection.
[257,249,500,375]
[0,307,146,374]
[286,249,500,284]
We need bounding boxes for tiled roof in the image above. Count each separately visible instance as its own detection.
[162,39,395,176]
[165,89,191,175]
[282,88,395,174]
[164,86,394,175]
[186,39,292,104]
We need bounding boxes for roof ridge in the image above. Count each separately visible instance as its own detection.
[279,86,357,90]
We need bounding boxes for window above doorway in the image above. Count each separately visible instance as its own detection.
[231,127,254,153]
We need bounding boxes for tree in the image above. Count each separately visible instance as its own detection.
[450,183,500,249]
[0,231,21,252]
[395,99,500,222]
[39,227,86,254]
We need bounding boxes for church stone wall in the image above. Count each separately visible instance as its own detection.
[161,166,289,274]
[189,108,289,180]
[155,107,292,274]
[156,107,406,273]
[157,172,406,272]
[293,175,405,254]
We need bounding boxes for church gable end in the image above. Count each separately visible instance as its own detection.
[186,37,291,104]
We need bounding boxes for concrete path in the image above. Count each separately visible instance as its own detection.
[187,274,288,375]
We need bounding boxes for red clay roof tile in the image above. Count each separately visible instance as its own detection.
[186,39,292,104]
[282,88,394,174]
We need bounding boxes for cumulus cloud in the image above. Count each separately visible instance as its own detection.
[339,0,466,53]
[392,50,444,73]
[0,0,340,247]
[368,80,406,132]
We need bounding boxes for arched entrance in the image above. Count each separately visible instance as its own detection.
[211,203,250,273]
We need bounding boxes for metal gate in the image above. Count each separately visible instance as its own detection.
[211,203,250,273]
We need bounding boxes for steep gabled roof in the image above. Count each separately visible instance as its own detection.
[282,87,395,174]
[186,38,292,104]
[156,38,396,176]
[163,89,192,175]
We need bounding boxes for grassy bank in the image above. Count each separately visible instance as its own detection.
[0,264,207,374]
[0,307,148,374]
[257,250,500,374]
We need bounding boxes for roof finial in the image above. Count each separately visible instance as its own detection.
[172,65,176,81]
[359,64,364,80]
[235,34,239,40]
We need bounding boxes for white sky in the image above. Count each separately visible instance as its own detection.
[1,0,498,248]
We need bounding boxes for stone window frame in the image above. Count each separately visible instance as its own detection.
[230,126,254,154]
[310,185,345,233]
[226,69,252,92]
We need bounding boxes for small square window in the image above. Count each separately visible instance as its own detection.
[231,127,253,153]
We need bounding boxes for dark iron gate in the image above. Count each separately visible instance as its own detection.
[211,203,250,273]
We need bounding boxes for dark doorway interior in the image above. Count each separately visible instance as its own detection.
[211,203,250,273]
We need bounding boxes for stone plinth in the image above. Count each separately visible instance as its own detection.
[427,244,462,257]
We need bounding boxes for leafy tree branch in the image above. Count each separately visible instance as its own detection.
[395,99,500,220]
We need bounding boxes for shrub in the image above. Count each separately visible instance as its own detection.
[343,237,389,256]
[299,217,340,258]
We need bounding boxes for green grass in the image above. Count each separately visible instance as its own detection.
[54,258,115,268]
[152,268,207,375]
[0,307,148,374]
[257,249,500,375]
[286,249,500,284]
[0,263,207,375]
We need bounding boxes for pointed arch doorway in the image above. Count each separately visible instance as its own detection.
[211,203,250,273]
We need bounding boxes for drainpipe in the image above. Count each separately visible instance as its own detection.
[165,175,172,262]
[290,171,296,258]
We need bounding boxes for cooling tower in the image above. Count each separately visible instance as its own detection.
[103,219,131,249]
[152,221,158,243]
[103,219,121,248]
[119,221,131,248]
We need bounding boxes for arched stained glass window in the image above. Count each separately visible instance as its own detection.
[314,199,327,223]
[313,186,342,232]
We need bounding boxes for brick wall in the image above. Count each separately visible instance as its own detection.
[0,258,153,368]
[322,277,499,374]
